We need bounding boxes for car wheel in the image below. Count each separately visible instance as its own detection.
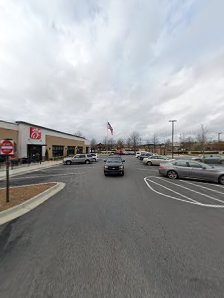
[104,173,108,176]
[147,161,152,166]
[66,161,72,165]
[167,170,178,179]
[85,160,90,164]
[121,171,124,176]
[93,158,96,162]
[218,175,224,185]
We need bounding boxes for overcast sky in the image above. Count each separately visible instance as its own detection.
[0,0,224,142]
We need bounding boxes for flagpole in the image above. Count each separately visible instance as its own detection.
[106,121,108,152]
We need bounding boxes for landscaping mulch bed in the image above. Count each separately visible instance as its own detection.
[0,182,57,211]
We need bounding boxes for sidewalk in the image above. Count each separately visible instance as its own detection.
[0,160,63,180]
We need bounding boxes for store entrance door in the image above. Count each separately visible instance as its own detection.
[27,145,42,162]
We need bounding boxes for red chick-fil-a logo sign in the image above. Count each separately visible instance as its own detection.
[30,127,41,139]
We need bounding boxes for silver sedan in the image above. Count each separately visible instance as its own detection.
[143,155,175,166]
[159,160,224,185]
[192,154,224,165]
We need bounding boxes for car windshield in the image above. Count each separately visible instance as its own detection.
[106,158,121,163]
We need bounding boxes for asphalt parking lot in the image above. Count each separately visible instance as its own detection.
[136,156,224,207]
[1,156,224,297]
[144,176,224,207]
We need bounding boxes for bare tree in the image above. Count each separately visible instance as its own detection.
[130,132,141,152]
[117,138,125,149]
[90,138,97,152]
[179,133,185,149]
[74,131,84,137]
[102,137,107,151]
[186,137,196,151]
[144,138,152,152]
[164,138,171,154]
[151,133,159,153]
[196,124,208,154]
[126,137,132,149]
[108,138,115,150]
[179,134,195,151]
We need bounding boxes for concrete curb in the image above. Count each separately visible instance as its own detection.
[0,161,62,181]
[0,182,65,225]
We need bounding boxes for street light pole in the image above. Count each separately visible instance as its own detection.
[169,120,177,159]
[218,132,222,151]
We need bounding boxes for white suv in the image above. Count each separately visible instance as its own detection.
[90,153,98,161]
[136,151,146,158]
[63,154,94,165]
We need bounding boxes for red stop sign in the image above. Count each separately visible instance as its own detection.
[0,139,14,155]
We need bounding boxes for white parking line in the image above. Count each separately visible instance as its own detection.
[156,177,224,204]
[146,177,198,203]
[180,180,224,195]
[144,176,224,208]
[184,180,224,189]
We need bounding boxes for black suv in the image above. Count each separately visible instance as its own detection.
[104,156,125,176]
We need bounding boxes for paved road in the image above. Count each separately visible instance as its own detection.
[1,156,224,297]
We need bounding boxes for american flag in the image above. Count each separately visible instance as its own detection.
[107,121,113,135]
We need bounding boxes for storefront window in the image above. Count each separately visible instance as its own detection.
[77,146,83,154]
[67,146,75,156]
[52,145,64,157]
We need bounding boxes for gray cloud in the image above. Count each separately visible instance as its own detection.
[0,0,224,143]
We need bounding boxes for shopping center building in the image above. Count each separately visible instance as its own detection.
[0,120,90,160]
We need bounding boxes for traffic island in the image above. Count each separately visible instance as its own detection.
[0,182,65,225]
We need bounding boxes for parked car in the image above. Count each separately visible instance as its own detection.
[192,154,224,165]
[114,150,126,155]
[90,153,98,161]
[159,160,224,185]
[63,154,94,165]
[104,156,125,176]
[143,155,175,165]
[126,151,135,155]
[138,152,154,160]
[136,151,146,158]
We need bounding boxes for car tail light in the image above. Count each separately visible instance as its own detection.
[159,165,165,169]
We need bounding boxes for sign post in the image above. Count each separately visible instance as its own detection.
[0,139,14,203]
[6,155,10,202]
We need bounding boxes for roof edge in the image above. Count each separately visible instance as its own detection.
[15,121,86,140]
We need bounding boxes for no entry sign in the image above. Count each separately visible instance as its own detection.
[0,139,14,155]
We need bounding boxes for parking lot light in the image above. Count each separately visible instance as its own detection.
[169,120,177,159]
